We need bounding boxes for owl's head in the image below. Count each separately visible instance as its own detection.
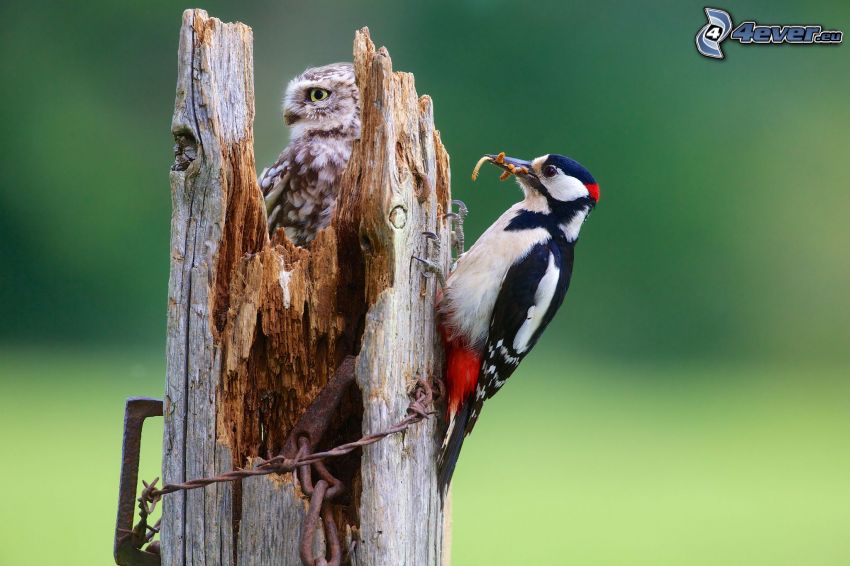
[282,63,360,137]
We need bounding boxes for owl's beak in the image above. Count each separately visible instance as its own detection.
[284,111,300,126]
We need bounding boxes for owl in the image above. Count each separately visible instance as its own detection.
[259,63,361,246]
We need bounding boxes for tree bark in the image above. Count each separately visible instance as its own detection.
[164,9,451,566]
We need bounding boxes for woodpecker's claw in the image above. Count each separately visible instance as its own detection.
[413,256,446,288]
[422,231,440,250]
[413,231,445,287]
[444,199,468,258]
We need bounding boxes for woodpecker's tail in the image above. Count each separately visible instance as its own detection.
[438,402,471,498]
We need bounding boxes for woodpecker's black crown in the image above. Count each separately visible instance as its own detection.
[542,154,596,187]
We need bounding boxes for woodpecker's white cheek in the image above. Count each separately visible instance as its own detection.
[512,252,559,354]
[545,175,588,202]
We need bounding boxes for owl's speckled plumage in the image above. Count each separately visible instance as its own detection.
[259,63,360,246]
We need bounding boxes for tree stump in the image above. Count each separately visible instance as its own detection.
[163,9,451,565]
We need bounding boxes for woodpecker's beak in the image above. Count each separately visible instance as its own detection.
[485,154,536,178]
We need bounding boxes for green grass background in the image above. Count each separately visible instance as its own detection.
[1,354,848,564]
[1,0,849,563]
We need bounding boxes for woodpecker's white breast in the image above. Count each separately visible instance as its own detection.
[440,201,550,349]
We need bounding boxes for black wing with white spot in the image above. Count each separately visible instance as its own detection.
[465,238,574,434]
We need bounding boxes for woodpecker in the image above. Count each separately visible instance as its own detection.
[436,152,600,491]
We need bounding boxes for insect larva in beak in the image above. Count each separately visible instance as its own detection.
[471,155,490,181]
[499,170,511,181]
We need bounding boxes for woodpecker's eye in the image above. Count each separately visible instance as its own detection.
[543,165,558,178]
[308,88,330,102]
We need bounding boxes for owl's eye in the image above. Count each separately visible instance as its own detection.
[308,88,330,102]
[543,165,558,178]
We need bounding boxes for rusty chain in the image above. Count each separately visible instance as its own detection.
[122,377,435,566]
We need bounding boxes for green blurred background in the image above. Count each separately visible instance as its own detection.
[1,1,849,564]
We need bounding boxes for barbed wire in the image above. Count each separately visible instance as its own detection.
[129,379,436,566]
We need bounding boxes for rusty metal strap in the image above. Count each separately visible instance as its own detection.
[114,398,164,566]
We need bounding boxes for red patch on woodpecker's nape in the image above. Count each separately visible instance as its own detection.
[586,183,600,202]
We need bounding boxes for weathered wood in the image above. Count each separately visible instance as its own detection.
[164,8,451,565]
[237,464,306,563]
[344,34,449,566]
[164,9,261,566]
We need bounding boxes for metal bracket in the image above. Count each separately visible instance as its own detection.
[282,356,356,458]
[113,358,356,565]
[114,397,163,566]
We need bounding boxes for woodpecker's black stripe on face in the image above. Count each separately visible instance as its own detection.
[464,237,575,435]
[505,196,593,237]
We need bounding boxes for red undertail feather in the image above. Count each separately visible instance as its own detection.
[438,321,481,494]
[440,327,481,417]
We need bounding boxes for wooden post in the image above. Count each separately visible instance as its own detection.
[163,9,451,565]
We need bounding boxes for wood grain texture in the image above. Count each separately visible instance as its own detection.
[344,31,450,566]
[237,464,307,564]
[164,10,451,565]
[165,9,262,566]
